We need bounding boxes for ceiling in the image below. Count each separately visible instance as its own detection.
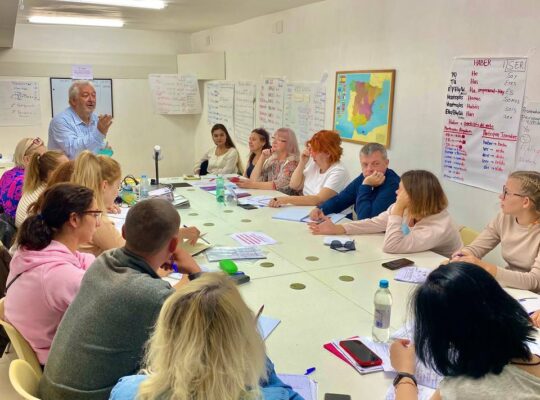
[14,0,323,32]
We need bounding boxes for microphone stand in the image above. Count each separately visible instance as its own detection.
[154,151,159,185]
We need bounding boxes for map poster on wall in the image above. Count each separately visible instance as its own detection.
[442,57,527,192]
[257,78,285,135]
[234,81,257,145]
[515,102,540,171]
[332,70,395,147]
[284,83,326,147]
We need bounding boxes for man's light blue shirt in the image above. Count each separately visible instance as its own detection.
[48,107,106,159]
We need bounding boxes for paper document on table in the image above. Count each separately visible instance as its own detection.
[178,240,211,256]
[206,246,266,262]
[326,337,384,375]
[386,384,436,400]
[394,266,431,284]
[518,297,540,314]
[257,315,280,340]
[231,232,277,246]
[273,207,345,223]
[107,207,129,220]
[277,374,317,400]
[238,195,273,207]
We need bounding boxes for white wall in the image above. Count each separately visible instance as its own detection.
[190,0,540,239]
[0,24,198,177]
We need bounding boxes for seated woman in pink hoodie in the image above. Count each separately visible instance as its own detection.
[4,183,100,365]
[309,170,463,258]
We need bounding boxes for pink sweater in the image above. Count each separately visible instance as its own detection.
[463,212,540,292]
[342,205,463,258]
[4,240,95,364]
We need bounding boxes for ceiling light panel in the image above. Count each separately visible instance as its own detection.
[60,0,166,9]
[28,16,124,27]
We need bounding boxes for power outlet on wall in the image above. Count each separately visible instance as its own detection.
[273,20,284,34]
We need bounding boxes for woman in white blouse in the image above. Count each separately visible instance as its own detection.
[194,124,241,175]
[268,130,349,207]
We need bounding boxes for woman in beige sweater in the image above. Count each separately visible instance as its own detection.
[451,171,540,293]
[309,170,462,258]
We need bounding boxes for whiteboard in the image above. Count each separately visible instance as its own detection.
[50,78,113,117]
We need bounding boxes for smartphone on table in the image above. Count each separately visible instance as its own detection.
[339,339,382,367]
[324,394,351,400]
[381,258,414,270]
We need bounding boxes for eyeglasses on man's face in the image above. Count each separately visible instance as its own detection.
[502,186,526,200]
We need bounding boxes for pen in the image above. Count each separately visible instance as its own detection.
[255,305,264,321]
[518,297,538,302]
[304,367,316,376]
[183,224,211,245]
[171,261,179,273]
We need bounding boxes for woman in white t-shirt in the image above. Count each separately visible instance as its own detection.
[194,124,242,175]
[268,130,349,207]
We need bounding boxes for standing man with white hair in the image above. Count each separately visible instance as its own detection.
[48,80,113,159]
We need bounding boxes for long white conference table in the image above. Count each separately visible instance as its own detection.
[160,176,540,400]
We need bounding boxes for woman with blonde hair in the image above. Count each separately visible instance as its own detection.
[310,170,462,258]
[110,272,301,400]
[0,137,46,219]
[451,170,540,292]
[70,150,124,255]
[237,128,301,195]
[15,150,68,228]
[269,130,349,207]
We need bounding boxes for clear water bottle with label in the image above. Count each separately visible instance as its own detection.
[372,279,392,342]
[215,175,225,204]
[225,183,238,207]
[140,175,150,200]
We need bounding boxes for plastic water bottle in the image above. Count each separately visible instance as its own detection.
[225,183,238,207]
[140,175,150,200]
[372,279,392,342]
[216,175,225,204]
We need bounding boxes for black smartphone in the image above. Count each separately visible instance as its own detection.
[381,258,414,270]
[339,339,382,367]
[324,394,351,400]
[238,204,258,210]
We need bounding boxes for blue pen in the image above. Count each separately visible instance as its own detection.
[304,367,316,375]
[171,262,179,273]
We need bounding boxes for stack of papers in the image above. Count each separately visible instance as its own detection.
[323,336,383,374]
[206,246,267,262]
[273,207,345,223]
[238,195,273,207]
[394,266,431,284]
[172,193,190,208]
[277,374,317,400]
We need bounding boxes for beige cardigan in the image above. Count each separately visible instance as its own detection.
[342,205,463,258]
[463,211,540,292]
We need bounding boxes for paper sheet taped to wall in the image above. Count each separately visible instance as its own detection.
[148,74,201,115]
[441,57,527,192]
[515,102,540,171]
[0,80,41,126]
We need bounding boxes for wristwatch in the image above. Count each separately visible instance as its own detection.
[188,272,203,281]
[393,372,417,387]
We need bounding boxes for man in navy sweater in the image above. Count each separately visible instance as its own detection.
[309,142,400,221]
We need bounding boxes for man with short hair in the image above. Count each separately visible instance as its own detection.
[39,198,201,400]
[48,80,113,159]
[309,142,400,221]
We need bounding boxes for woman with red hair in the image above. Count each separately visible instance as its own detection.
[269,130,349,207]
